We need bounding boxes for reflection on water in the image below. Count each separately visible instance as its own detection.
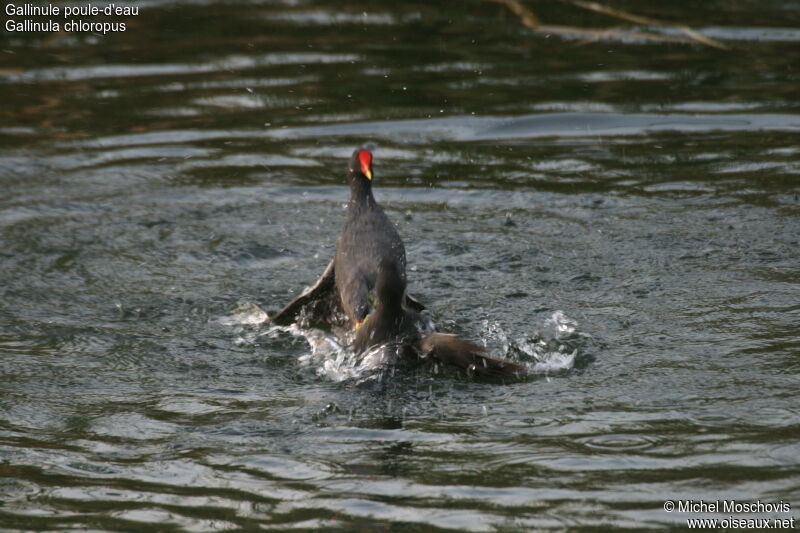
[1,0,799,530]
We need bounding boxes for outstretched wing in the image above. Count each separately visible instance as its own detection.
[404,293,426,313]
[420,332,526,378]
[271,256,427,328]
[270,258,337,326]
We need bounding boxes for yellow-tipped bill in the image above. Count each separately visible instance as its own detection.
[358,150,373,180]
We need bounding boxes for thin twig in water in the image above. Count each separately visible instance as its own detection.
[561,0,729,49]
[485,0,729,50]
[485,0,540,29]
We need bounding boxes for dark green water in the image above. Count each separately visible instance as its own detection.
[1,1,799,531]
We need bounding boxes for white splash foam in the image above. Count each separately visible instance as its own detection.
[307,335,405,383]
[481,311,580,375]
[216,302,270,326]
[542,310,578,340]
[520,310,579,374]
[218,304,580,380]
[529,349,577,373]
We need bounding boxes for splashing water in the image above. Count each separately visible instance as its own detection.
[482,310,579,375]
[217,302,401,383]
[216,302,270,326]
[219,303,580,380]
[542,310,578,340]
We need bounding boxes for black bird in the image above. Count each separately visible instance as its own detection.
[271,148,421,328]
[354,259,528,378]
[271,148,418,327]
[335,148,406,327]
[271,148,526,378]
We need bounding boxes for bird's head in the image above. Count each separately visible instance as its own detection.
[349,148,373,182]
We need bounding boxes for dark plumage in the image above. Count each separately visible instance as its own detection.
[352,258,422,356]
[270,148,419,327]
[270,147,526,379]
[335,148,406,326]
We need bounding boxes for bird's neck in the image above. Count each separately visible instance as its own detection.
[349,179,375,207]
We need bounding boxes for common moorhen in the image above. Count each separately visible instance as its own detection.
[271,148,421,327]
[270,148,526,378]
[335,148,406,326]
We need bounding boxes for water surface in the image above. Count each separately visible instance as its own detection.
[1,1,799,530]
